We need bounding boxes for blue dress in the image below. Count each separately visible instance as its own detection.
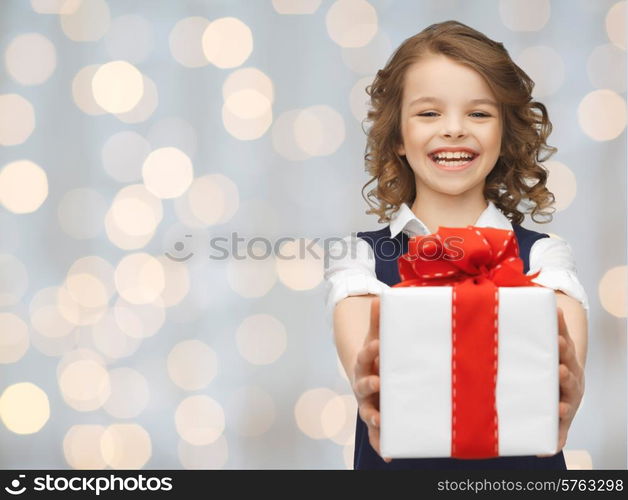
[353,223,567,470]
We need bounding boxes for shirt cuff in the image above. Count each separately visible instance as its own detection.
[325,270,387,326]
[530,267,590,315]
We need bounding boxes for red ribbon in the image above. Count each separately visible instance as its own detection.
[393,226,542,458]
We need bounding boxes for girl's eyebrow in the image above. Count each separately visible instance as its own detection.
[408,96,498,108]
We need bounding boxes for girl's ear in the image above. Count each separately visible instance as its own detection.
[397,144,406,156]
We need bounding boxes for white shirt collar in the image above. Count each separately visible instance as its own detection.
[389,201,513,238]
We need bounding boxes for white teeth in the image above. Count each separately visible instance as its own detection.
[432,151,475,160]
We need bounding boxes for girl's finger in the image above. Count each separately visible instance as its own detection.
[358,402,379,428]
[559,364,577,399]
[354,375,380,399]
[355,340,379,379]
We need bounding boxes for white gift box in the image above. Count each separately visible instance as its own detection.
[379,286,559,458]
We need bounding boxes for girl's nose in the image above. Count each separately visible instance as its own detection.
[441,117,467,138]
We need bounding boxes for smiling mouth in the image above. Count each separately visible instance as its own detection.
[428,153,479,171]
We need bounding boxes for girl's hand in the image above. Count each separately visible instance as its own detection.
[538,307,585,458]
[557,306,585,450]
[352,297,391,463]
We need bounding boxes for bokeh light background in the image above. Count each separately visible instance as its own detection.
[0,0,625,469]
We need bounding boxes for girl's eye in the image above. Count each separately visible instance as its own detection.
[416,112,491,118]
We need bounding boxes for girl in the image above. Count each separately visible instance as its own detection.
[325,20,589,470]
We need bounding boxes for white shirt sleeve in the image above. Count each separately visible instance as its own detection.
[323,234,389,325]
[527,236,590,315]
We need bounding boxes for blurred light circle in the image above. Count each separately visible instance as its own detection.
[65,273,109,309]
[578,89,626,141]
[31,0,81,14]
[515,46,565,98]
[169,17,210,68]
[58,348,106,377]
[0,160,48,214]
[606,1,626,50]
[598,265,627,318]
[112,296,165,340]
[587,44,626,93]
[544,161,577,211]
[147,117,198,159]
[91,311,143,359]
[226,250,277,298]
[272,0,321,14]
[202,17,253,69]
[92,61,144,114]
[225,386,275,437]
[294,387,338,439]
[56,286,107,326]
[114,253,165,305]
[0,382,50,434]
[321,394,357,445]
[223,67,274,104]
[63,424,107,469]
[60,0,110,41]
[224,89,271,120]
[105,184,162,249]
[111,198,159,236]
[0,313,30,364]
[0,254,28,307]
[178,436,228,469]
[29,328,78,357]
[100,423,152,469]
[67,256,115,298]
[114,75,159,124]
[167,340,218,391]
[175,395,225,445]
[101,131,150,183]
[29,286,75,338]
[294,105,345,156]
[72,65,106,115]
[104,14,154,64]
[156,256,190,307]
[341,33,392,75]
[58,359,111,411]
[563,450,594,470]
[222,102,273,140]
[276,239,324,290]
[0,94,35,145]
[499,0,550,31]
[325,0,378,48]
[57,188,107,239]
[103,367,150,419]
[142,147,194,199]
[105,212,155,250]
[349,76,374,123]
[4,32,56,85]
[272,109,311,161]
[221,68,275,134]
[186,174,239,225]
[236,314,287,365]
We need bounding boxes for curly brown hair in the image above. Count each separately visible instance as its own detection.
[361,20,556,226]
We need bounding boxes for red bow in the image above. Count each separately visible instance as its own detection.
[393,226,541,458]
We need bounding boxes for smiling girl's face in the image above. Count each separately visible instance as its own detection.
[397,53,503,200]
